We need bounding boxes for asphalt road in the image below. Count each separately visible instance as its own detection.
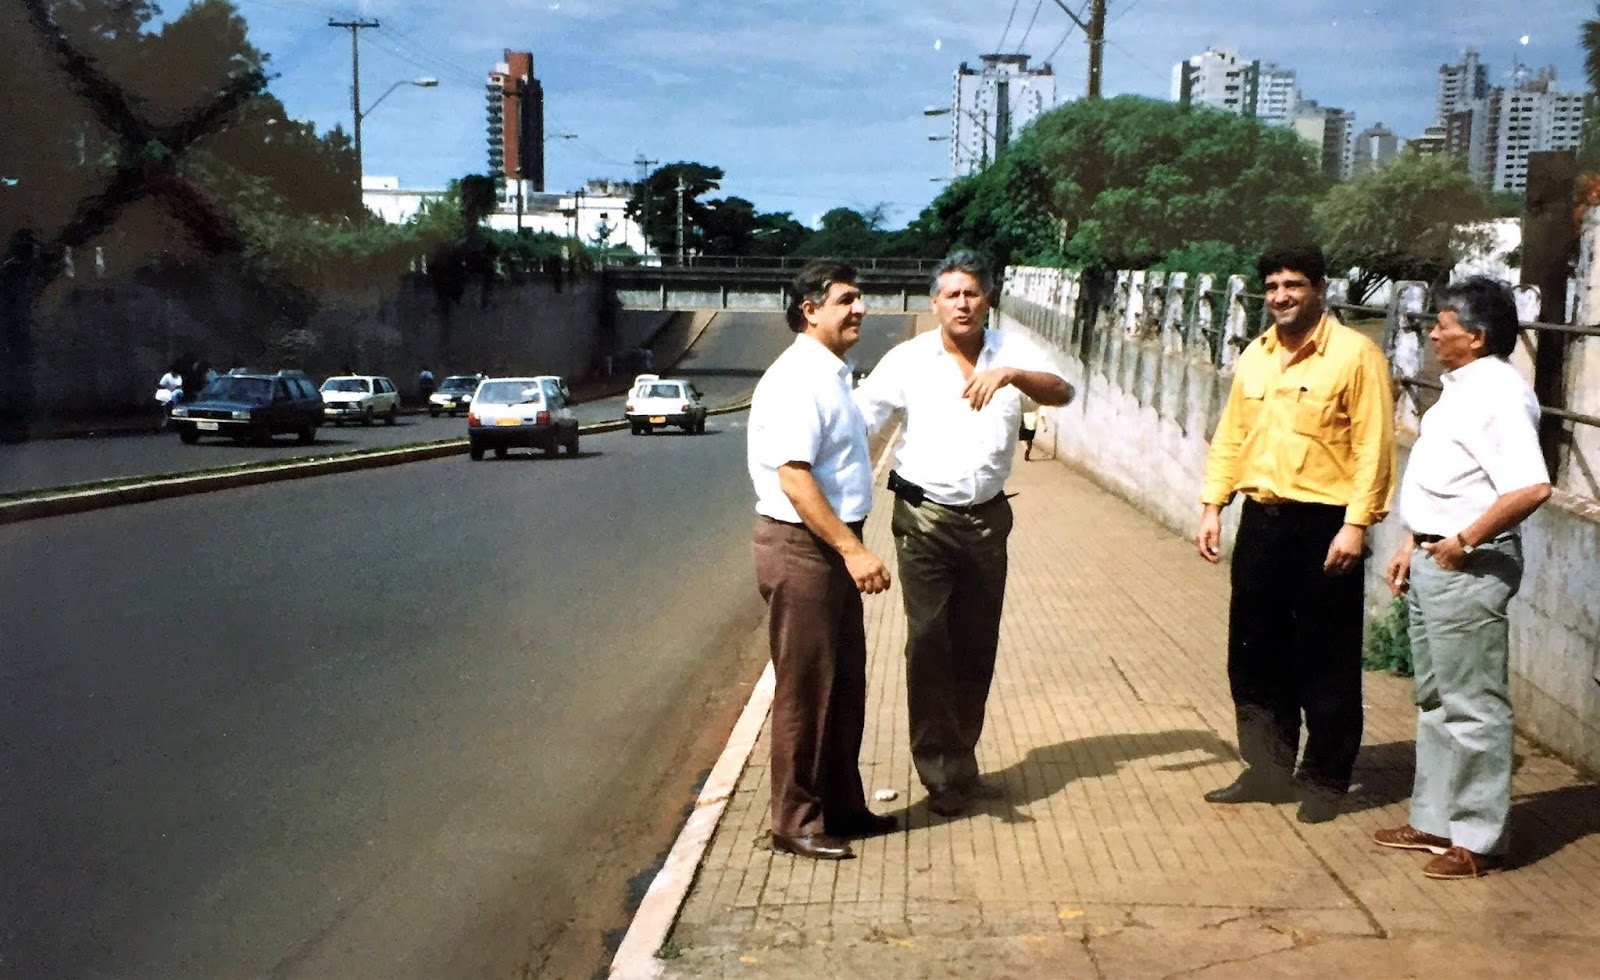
[0,311,919,499]
[0,311,916,978]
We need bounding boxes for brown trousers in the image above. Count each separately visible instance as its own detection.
[753,516,870,838]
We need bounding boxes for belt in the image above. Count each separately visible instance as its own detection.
[1246,498,1341,518]
[1414,531,1515,546]
[1414,533,1446,545]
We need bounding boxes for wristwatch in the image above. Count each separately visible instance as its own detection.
[1455,533,1476,555]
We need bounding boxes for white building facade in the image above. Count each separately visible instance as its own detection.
[943,53,1056,177]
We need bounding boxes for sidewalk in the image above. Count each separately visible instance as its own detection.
[626,449,1600,978]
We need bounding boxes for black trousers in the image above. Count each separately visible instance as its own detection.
[1228,498,1365,794]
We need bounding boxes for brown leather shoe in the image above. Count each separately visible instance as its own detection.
[827,811,899,837]
[1422,845,1502,879]
[927,788,968,818]
[1373,824,1450,854]
[771,832,853,860]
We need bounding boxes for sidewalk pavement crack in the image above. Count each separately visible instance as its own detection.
[1108,656,1145,703]
[1285,819,1389,941]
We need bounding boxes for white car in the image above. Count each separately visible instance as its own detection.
[467,376,581,460]
[320,375,401,426]
[625,377,707,435]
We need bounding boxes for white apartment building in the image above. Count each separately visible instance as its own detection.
[1488,72,1585,193]
[1172,46,1298,127]
[943,53,1056,177]
[1437,47,1488,123]
[1292,99,1355,180]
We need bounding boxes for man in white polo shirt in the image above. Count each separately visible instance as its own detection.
[855,250,1073,818]
[748,260,894,862]
[1376,276,1551,880]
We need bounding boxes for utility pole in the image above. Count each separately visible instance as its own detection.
[675,175,686,266]
[633,154,657,255]
[329,18,380,198]
[1047,0,1106,99]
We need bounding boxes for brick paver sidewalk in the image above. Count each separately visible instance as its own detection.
[648,454,1600,978]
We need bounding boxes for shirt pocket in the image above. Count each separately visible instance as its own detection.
[1238,378,1268,429]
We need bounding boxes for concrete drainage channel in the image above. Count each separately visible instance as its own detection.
[0,402,751,526]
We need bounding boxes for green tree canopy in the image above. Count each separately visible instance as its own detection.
[1313,150,1495,303]
[916,95,1325,273]
[624,162,724,256]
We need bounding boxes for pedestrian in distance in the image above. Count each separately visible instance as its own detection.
[417,365,435,404]
[1020,405,1039,461]
[747,260,896,862]
[1195,242,1396,825]
[854,250,1074,819]
[1375,277,1551,879]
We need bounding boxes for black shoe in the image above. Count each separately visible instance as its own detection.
[958,778,1006,800]
[927,788,968,818]
[828,811,899,837]
[1296,792,1343,824]
[771,832,854,860]
[1204,770,1296,805]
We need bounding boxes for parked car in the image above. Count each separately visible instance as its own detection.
[169,370,323,445]
[429,374,483,417]
[466,376,580,460]
[319,375,400,426]
[625,377,707,435]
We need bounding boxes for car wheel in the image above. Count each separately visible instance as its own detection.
[298,425,316,444]
[430,409,440,418]
[542,438,558,457]
[386,405,398,425]
[179,428,200,445]
[469,442,485,461]
[333,420,343,427]
[494,445,508,459]
[641,423,653,435]
[696,416,707,434]
[564,432,579,455]
[253,425,272,446]
[362,406,374,426]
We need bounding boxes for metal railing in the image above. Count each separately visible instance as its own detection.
[594,254,942,274]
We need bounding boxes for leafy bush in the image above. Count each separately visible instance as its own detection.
[1362,595,1413,676]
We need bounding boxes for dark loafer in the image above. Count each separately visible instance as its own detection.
[771,833,854,861]
[1203,770,1296,804]
[959,778,1006,800]
[1296,792,1342,824]
[927,788,968,818]
[828,811,899,837]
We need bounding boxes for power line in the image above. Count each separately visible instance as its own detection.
[1042,2,1086,65]
[1016,0,1046,52]
[995,0,1022,51]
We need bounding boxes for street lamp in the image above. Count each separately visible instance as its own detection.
[354,77,437,191]
[924,104,996,171]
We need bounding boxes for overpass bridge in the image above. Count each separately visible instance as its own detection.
[599,255,937,313]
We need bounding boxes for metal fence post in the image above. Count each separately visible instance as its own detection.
[1221,275,1249,369]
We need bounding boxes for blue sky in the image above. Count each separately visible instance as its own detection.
[176,0,1589,227]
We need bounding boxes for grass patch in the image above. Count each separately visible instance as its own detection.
[1362,595,1413,676]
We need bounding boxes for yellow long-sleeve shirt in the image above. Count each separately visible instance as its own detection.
[1201,314,1396,527]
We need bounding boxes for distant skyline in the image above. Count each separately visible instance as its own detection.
[160,1,1589,227]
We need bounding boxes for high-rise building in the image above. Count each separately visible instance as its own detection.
[1292,99,1354,180]
[1488,70,1585,193]
[1437,48,1488,124]
[942,53,1056,176]
[1351,124,1399,175]
[487,50,544,195]
[1172,46,1298,127]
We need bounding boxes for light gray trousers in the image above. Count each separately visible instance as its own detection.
[1406,536,1522,856]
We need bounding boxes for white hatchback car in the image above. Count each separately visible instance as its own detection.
[625,377,707,435]
[466,376,581,460]
[320,375,401,426]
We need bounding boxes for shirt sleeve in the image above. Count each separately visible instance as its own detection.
[751,377,824,469]
[1476,387,1550,493]
[1342,340,1396,527]
[852,348,903,437]
[1200,364,1249,507]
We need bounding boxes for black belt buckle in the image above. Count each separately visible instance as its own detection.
[887,469,926,506]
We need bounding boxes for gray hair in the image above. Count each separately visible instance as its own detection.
[1439,276,1518,359]
[929,249,994,297]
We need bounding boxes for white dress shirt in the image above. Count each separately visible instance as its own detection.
[854,328,1063,507]
[748,334,874,524]
[1398,355,1548,537]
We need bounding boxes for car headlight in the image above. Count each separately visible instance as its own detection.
[231,410,252,420]
[171,406,189,418]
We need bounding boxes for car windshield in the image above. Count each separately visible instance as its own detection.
[200,376,274,405]
[440,377,477,392]
[321,378,369,393]
[476,382,541,405]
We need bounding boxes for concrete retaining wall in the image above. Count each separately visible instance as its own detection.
[1001,264,1600,773]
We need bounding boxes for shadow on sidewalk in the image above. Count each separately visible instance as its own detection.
[974,730,1239,824]
[1346,740,1420,814]
[1509,781,1600,869]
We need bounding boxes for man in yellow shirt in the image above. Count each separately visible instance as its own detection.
[1194,243,1395,824]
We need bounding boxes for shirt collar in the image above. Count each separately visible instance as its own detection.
[1441,353,1502,386]
[793,332,852,379]
[1260,313,1334,356]
[927,327,996,360]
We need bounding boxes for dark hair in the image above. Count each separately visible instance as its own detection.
[1256,243,1326,285]
[785,260,858,332]
[1440,276,1519,358]
[930,249,994,297]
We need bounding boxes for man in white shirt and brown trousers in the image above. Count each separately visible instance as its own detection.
[748,260,895,861]
[856,251,1074,818]
[1377,277,1551,879]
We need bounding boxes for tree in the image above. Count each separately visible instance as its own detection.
[913,96,1324,273]
[624,162,724,256]
[1582,3,1600,172]
[1313,150,1495,303]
